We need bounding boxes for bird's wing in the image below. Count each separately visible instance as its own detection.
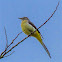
[28,20,41,34]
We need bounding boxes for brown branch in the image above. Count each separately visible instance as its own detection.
[0,31,23,59]
[0,31,23,56]
[7,31,23,48]
[3,34,31,56]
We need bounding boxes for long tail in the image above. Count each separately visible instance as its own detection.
[34,31,51,58]
[41,40,51,58]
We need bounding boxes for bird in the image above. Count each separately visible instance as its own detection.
[19,17,51,58]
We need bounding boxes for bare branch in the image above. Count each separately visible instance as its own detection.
[0,31,23,56]
[3,35,31,55]
[8,31,23,48]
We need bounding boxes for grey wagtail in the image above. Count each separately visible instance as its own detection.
[19,17,51,58]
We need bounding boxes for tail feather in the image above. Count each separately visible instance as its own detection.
[35,32,51,58]
[41,41,51,58]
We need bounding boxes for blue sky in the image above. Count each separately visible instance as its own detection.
[0,0,62,62]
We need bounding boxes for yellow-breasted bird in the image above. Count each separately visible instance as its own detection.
[19,17,51,58]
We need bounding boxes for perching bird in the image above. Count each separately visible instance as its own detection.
[19,17,51,58]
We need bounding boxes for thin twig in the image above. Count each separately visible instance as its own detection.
[4,27,8,51]
[4,51,15,57]
[1,27,9,58]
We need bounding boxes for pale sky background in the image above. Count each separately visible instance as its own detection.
[0,0,62,62]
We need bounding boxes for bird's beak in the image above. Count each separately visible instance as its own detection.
[18,18,22,19]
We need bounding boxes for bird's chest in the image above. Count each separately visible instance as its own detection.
[21,21,35,35]
[21,22,35,35]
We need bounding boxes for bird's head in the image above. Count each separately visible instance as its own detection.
[18,17,29,21]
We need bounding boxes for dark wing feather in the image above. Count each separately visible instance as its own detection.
[28,20,41,34]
